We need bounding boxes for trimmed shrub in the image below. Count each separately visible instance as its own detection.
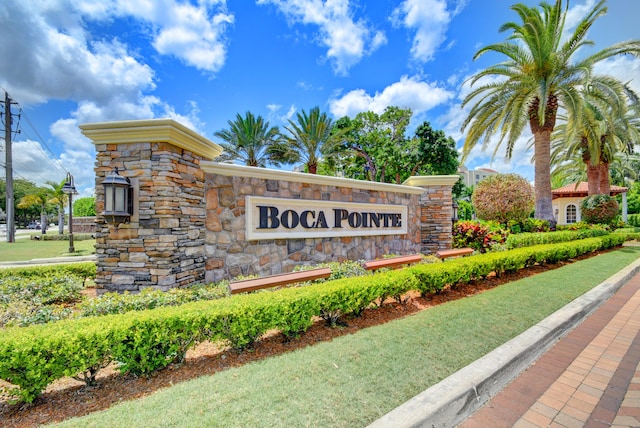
[0,262,96,284]
[472,173,535,224]
[30,233,94,241]
[581,194,619,224]
[505,229,610,250]
[0,234,632,403]
[628,214,640,227]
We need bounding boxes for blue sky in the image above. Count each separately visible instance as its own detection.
[1,0,638,198]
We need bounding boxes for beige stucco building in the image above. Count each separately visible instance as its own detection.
[552,182,628,226]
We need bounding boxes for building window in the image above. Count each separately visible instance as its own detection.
[566,204,577,224]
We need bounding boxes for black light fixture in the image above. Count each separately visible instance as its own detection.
[102,167,133,225]
[62,172,78,253]
[452,200,459,224]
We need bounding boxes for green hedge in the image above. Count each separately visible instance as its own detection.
[0,262,96,282]
[0,235,630,403]
[505,229,610,249]
[29,233,95,241]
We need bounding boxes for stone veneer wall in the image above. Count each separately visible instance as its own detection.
[82,119,458,293]
[419,186,454,253]
[82,119,222,292]
[202,171,422,283]
[72,217,96,234]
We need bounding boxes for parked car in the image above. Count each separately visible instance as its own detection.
[27,221,41,229]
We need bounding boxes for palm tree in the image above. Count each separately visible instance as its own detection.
[283,107,343,174]
[214,111,291,167]
[461,0,640,224]
[46,179,68,235]
[17,187,53,234]
[551,80,640,195]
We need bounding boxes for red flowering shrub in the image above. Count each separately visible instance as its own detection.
[452,220,507,253]
[581,195,619,224]
[472,173,535,224]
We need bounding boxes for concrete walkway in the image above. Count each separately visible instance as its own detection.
[370,257,640,428]
[460,267,640,427]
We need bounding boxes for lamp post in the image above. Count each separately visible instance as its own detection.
[62,172,77,253]
[452,200,459,225]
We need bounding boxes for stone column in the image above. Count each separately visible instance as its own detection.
[404,175,460,254]
[80,119,222,293]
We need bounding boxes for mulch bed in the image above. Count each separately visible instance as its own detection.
[0,253,604,427]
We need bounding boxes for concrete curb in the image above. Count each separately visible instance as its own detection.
[368,257,640,428]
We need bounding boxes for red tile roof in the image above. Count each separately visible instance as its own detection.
[552,182,628,199]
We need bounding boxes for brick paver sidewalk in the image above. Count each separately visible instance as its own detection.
[460,272,640,427]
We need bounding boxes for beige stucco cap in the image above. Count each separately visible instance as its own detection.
[80,118,223,161]
[201,162,427,194]
[403,175,460,187]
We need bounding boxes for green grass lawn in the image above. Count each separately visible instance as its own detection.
[0,238,95,262]
[50,247,640,428]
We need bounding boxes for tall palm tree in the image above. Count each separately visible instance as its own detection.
[214,111,291,167]
[551,79,640,195]
[461,0,640,224]
[283,106,343,174]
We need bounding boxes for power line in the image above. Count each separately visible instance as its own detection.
[0,161,30,181]
[0,84,68,179]
[19,108,68,176]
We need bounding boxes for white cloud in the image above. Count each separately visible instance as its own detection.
[0,0,218,194]
[391,0,462,63]
[150,3,234,73]
[256,0,385,75]
[594,56,640,95]
[329,75,453,118]
[266,103,296,124]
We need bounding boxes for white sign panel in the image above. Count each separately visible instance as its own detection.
[246,196,408,240]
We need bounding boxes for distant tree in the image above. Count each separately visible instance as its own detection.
[332,107,413,182]
[624,182,640,215]
[472,174,535,224]
[46,179,68,234]
[412,121,463,195]
[214,111,293,167]
[73,197,96,217]
[17,186,54,233]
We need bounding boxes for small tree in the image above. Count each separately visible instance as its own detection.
[580,194,619,224]
[472,173,535,224]
[73,197,96,217]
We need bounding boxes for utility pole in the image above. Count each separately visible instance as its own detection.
[3,91,15,243]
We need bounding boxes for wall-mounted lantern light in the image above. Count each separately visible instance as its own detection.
[452,200,459,224]
[102,167,133,225]
[62,172,78,253]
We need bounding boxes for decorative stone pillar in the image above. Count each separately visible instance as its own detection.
[80,119,222,293]
[403,175,460,254]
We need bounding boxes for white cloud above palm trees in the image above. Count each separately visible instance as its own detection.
[256,0,386,75]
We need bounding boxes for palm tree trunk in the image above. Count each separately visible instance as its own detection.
[58,206,64,235]
[533,129,555,225]
[585,160,600,195]
[40,210,47,234]
[598,162,611,195]
[307,162,317,174]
